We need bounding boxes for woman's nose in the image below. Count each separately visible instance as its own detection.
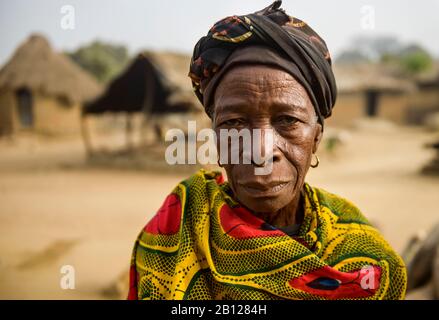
[251,128,282,165]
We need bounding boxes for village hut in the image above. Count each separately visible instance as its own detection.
[421,140,439,175]
[327,63,415,127]
[408,65,439,126]
[82,50,207,151]
[0,34,102,136]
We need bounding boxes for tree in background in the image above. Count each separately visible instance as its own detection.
[67,41,131,84]
[336,35,401,64]
[336,35,434,76]
[398,44,433,75]
[335,49,370,64]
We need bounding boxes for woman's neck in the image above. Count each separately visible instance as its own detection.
[254,192,304,228]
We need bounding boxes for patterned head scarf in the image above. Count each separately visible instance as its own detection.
[188,0,337,126]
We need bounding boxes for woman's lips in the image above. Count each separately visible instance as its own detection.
[238,180,292,197]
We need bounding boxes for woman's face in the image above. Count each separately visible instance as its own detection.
[213,64,322,215]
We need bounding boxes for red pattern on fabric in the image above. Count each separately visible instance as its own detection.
[144,193,181,235]
[215,173,225,184]
[127,264,138,300]
[219,204,285,239]
[288,265,382,299]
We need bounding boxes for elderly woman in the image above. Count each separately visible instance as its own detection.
[128,1,406,300]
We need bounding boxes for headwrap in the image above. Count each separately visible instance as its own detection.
[188,0,337,126]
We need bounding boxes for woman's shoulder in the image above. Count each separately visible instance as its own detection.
[179,168,225,187]
[309,185,408,299]
[177,169,232,201]
[140,169,226,235]
[308,184,372,226]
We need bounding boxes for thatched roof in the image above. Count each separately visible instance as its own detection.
[333,63,416,93]
[143,51,198,107]
[84,50,201,115]
[0,34,102,103]
[414,61,439,89]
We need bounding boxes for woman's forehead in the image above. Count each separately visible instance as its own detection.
[217,65,307,94]
[220,64,295,81]
[214,65,312,111]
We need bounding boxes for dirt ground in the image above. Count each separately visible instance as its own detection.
[0,120,438,299]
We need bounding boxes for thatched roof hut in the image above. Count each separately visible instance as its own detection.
[83,50,201,115]
[327,63,418,126]
[0,34,101,104]
[81,50,207,153]
[0,34,102,136]
[333,63,415,94]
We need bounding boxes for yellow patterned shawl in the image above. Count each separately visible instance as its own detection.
[128,169,407,300]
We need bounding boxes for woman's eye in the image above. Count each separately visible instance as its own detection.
[222,118,245,127]
[275,115,298,126]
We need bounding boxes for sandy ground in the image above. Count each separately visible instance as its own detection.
[0,121,438,299]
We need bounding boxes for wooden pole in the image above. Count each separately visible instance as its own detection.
[80,113,93,157]
[140,55,155,147]
[126,112,133,151]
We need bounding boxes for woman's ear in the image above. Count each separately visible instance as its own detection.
[312,123,323,154]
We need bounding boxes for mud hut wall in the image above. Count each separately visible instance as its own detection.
[0,89,16,135]
[325,92,364,127]
[32,93,82,135]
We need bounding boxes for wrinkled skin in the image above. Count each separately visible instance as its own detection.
[213,65,322,227]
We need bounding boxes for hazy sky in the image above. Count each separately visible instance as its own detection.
[1,0,438,65]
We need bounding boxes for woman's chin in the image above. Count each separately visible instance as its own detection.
[235,188,295,217]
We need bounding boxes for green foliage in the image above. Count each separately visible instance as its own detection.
[335,49,370,64]
[336,36,434,76]
[67,41,130,84]
[400,50,433,75]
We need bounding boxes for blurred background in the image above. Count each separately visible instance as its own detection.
[1,0,439,299]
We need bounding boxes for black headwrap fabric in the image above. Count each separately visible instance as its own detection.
[188,0,337,126]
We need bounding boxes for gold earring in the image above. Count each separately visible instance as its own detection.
[310,154,320,168]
